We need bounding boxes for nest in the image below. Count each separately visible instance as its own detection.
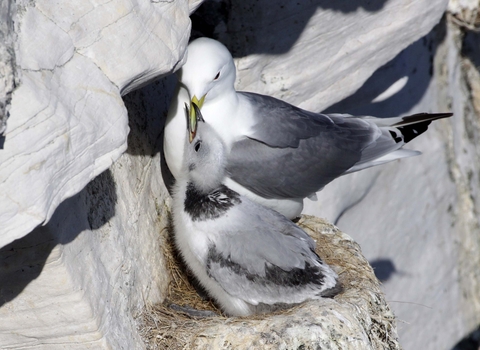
[138,215,401,349]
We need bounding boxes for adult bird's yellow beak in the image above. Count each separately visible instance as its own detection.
[189,95,206,141]
[191,94,206,109]
[187,101,205,143]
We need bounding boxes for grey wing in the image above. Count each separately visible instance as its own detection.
[239,92,338,148]
[230,93,443,199]
[205,202,338,305]
[230,92,380,198]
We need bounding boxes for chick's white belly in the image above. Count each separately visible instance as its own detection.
[172,206,253,316]
[173,211,210,267]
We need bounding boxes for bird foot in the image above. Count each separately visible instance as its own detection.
[291,216,302,223]
[169,303,219,318]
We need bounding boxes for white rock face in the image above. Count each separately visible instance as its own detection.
[448,0,479,14]
[0,0,191,348]
[213,0,450,112]
[0,0,16,137]
[0,77,176,348]
[0,0,191,247]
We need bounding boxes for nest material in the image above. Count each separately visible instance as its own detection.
[138,215,401,350]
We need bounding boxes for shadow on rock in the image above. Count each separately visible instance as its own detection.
[122,75,177,194]
[123,75,177,157]
[0,169,117,307]
[324,16,447,117]
[369,258,398,282]
[452,325,480,350]
[191,0,389,57]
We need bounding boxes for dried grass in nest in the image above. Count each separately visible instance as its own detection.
[139,215,401,350]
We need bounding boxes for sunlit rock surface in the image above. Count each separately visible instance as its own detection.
[0,0,191,247]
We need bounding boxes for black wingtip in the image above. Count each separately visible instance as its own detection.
[394,112,453,143]
[392,112,453,127]
[398,122,431,143]
[320,281,343,298]
[424,112,453,120]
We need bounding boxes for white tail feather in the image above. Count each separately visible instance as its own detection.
[346,149,421,174]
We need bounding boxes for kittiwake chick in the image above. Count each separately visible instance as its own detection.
[172,104,341,317]
[164,37,452,219]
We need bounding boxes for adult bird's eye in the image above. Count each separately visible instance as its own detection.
[213,71,220,81]
[194,140,202,152]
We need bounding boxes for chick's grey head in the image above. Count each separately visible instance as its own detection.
[178,37,236,105]
[185,109,227,194]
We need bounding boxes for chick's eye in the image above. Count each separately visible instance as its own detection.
[213,71,220,81]
[194,141,202,152]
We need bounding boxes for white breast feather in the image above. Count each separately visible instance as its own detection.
[172,179,253,316]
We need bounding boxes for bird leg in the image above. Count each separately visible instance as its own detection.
[168,303,219,318]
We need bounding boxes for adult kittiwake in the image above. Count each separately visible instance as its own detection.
[172,104,341,317]
[164,37,452,219]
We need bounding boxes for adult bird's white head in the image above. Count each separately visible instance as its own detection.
[179,38,236,105]
[178,38,239,142]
